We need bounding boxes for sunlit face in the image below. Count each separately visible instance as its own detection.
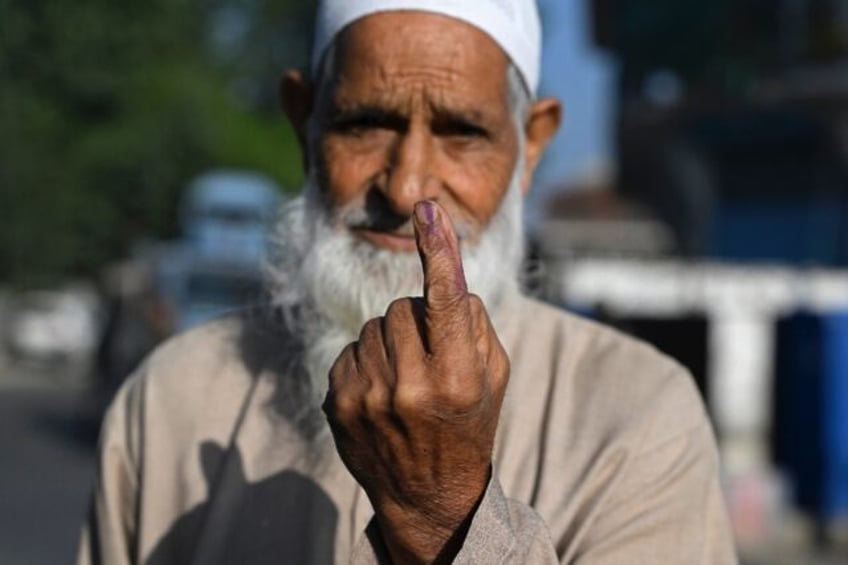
[311,11,521,252]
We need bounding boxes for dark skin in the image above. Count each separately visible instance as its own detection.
[281,11,562,564]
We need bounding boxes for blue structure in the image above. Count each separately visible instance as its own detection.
[182,170,282,265]
[157,170,283,330]
[712,194,848,265]
[774,313,848,524]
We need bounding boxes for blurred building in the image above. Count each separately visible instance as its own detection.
[533,1,848,556]
[532,0,618,217]
[594,0,848,262]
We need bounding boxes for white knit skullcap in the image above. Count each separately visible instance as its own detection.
[312,0,541,94]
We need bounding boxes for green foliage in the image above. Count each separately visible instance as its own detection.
[0,0,311,288]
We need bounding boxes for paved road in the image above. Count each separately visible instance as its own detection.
[0,381,99,565]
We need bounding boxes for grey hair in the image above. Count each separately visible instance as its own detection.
[505,63,532,129]
[312,39,533,132]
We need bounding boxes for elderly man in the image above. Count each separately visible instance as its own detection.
[79,1,737,563]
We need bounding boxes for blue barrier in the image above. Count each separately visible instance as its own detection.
[774,312,848,522]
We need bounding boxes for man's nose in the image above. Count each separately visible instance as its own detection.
[381,129,440,217]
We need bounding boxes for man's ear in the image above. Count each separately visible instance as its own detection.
[520,97,563,194]
[279,69,314,171]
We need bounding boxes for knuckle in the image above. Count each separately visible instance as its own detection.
[468,294,491,331]
[444,381,484,412]
[359,317,382,343]
[363,382,390,418]
[499,347,511,377]
[426,279,460,306]
[385,297,411,320]
[392,382,427,417]
[492,351,510,390]
[324,388,360,424]
[426,363,485,411]
[328,345,353,385]
[339,341,357,359]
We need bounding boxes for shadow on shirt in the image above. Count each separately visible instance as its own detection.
[146,441,338,564]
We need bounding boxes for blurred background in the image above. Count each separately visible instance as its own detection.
[1,1,847,563]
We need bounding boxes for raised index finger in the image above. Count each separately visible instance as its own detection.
[413,200,472,353]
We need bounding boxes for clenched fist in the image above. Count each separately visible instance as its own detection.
[322,200,510,564]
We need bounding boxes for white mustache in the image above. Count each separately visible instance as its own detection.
[337,203,475,241]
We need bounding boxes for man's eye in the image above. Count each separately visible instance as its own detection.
[436,121,489,139]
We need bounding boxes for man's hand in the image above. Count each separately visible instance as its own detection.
[323,200,510,564]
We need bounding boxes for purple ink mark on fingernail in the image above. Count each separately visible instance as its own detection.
[414,201,435,227]
[422,200,436,225]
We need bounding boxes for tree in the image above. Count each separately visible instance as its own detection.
[0,0,311,288]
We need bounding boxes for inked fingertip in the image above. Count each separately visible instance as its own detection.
[414,200,437,227]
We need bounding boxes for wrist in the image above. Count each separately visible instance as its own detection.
[372,469,491,564]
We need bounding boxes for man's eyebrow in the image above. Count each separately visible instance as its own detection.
[429,105,498,138]
[434,102,503,128]
[431,105,491,125]
[325,103,407,130]
[324,102,500,136]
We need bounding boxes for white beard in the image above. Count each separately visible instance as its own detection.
[264,167,526,416]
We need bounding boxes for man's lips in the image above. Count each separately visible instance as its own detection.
[352,228,418,252]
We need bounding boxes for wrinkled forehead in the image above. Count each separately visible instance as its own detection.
[312,0,541,93]
[321,12,512,114]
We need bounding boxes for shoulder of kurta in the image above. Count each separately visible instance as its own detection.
[512,296,711,450]
[144,312,248,383]
[108,310,286,443]
[139,310,286,399]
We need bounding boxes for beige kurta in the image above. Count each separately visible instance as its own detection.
[78,294,737,564]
